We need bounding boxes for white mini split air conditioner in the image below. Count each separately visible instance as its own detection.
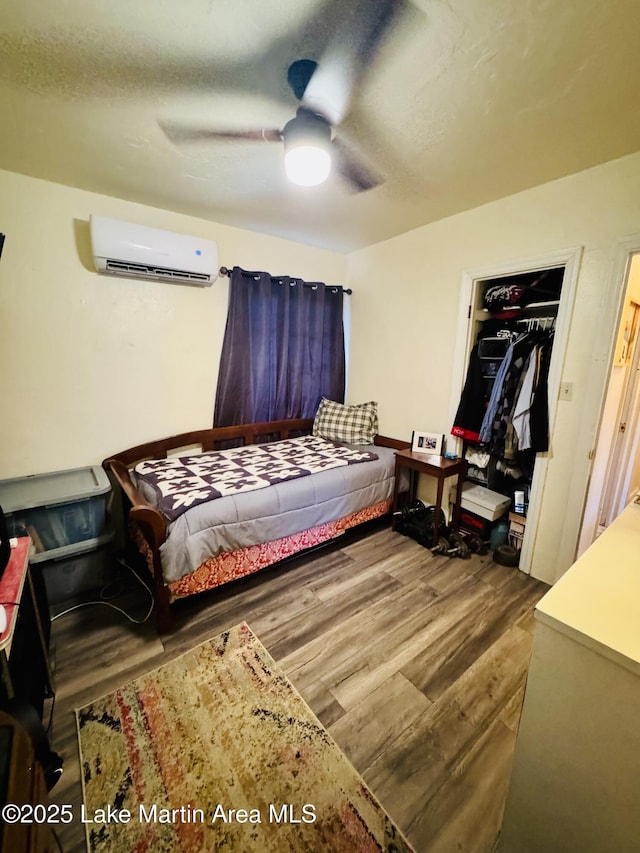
[90,215,218,286]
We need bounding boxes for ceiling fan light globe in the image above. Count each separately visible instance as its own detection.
[284,145,331,186]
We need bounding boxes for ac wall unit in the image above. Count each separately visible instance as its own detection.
[90,215,218,286]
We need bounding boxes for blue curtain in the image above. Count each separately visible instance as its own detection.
[214,267,346,426]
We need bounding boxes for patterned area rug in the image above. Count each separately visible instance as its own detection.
[77,623,414,852]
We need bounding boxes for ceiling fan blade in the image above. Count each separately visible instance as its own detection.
[301,50,356,126]
[332,138,384,193]
[302,0,409,125]
[160,121,282,144]
[350,0,410,70]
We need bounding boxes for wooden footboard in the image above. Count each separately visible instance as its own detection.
[103,419,407,633]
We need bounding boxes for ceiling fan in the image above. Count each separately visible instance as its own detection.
[160,0,409,192]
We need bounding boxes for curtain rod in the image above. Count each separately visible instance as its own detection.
[219,266,352,295]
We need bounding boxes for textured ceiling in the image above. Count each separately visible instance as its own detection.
[1,0,640,252]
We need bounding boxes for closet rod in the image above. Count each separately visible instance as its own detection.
[515,316,556,332]
[218,266,352,295]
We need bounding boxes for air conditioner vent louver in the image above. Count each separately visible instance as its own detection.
[90,215,218,287]
[104,259,212,284]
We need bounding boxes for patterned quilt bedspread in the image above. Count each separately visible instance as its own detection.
[134,435,378,522]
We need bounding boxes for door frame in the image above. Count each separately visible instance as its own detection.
[577,238,640,555]
[449,246,582,575]
[603,313,640,520]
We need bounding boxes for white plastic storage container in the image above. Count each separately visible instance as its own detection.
[0,466,111,560]
[451,482,511,521]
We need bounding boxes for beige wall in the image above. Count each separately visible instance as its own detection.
[0,169,347,478]
[345,151,640,583]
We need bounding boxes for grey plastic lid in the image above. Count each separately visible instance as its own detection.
[0,466,111,512]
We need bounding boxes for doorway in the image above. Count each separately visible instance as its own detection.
[578,251,640,552]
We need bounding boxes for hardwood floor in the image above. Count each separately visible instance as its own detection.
[46,523,548,852]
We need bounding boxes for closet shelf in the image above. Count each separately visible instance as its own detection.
[477,299,560,320]
[526,300,561,309]
[466,475,489,487]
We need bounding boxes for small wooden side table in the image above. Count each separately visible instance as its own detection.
[392,449,467,547]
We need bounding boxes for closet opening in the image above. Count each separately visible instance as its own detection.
[450,248,581,579]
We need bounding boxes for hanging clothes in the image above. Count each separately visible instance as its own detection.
[529,335,553,452]
[489,334,535,458]
[451,344,487,442]
[479,337,518,443]
[503,348,532,460]
[452,321,518,443]
[512,347,539,450]
[452,325,553,457]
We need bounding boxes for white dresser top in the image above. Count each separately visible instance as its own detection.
[535,499,640,674]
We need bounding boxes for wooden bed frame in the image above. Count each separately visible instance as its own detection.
[103,418,408,633]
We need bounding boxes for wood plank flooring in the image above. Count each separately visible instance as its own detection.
[46,523,548,853]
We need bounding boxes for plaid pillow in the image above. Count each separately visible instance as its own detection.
[313,398,378,445]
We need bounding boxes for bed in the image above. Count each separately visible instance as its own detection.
[103,415,408,632]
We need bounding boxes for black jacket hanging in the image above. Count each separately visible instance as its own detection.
[451,344,487,443]
[529,337,552,452]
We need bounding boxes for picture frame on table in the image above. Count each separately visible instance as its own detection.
[411,430,445,456]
